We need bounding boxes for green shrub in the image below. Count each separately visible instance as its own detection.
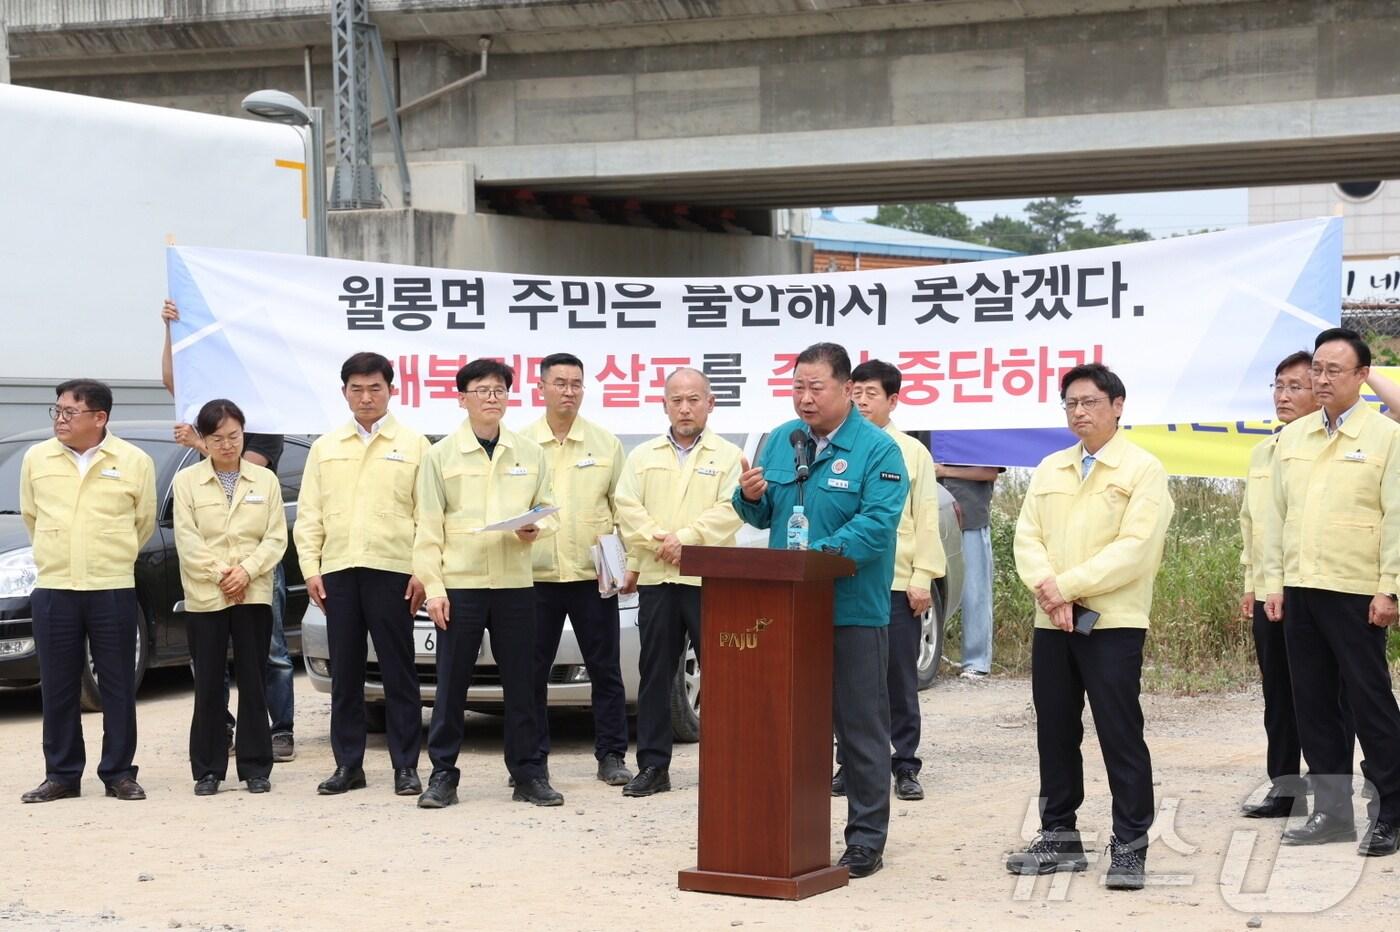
[946,472,1258,693]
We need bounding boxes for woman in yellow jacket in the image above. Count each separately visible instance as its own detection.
[173,400,288,796]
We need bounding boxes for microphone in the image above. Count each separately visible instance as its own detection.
[789,428,811,483]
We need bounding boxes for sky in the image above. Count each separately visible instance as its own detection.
[832,188,1250,238]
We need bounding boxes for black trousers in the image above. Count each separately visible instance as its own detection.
[887,593,922,775]
[188,605,272,781]
[427,587,543,783]
[636,583,701,770]
[323,568,422,770]
[30,588,139,787]
[533,581,628,762]
[1283,587,1400,822]
[1032,626,1154,851]
[836,592,922,776]
[1252,601,1303,790]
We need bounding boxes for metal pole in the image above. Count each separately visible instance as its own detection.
[304,46,314,109]
[367,23,411,207]
[0,17,11,85]
[308,107,329,256]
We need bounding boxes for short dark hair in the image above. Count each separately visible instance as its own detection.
[1314,327,1371,367]
[1274,350,1313,378]
[54,379,113,415]
[457,358,514,392]
[795,342,852,382]
[340,352,395,386]
[850,359,901,397]
[1059,362,1126,403]
[539,353,585,380]
[194,398,246,438]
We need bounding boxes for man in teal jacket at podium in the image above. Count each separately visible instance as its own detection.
[734,342,909,879]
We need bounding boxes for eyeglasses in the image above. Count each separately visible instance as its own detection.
[545,380,584,394]
[206,432,244,448]
[1061,396,1109,412]
[1310,365,1363,380]
[464,387,508,400]
[1270,380,1310,395]
[48,405,95,422]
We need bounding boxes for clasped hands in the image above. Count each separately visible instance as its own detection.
[1035,577,1074,632]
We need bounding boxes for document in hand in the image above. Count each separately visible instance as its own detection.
[592,532,628,596]
[475,505,561,533]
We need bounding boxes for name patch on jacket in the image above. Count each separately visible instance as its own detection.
[827,477,850,490]
[880,471,902,482]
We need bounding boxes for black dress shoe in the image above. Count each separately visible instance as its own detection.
[194,775,221,796]
[894,770,924,801]
[21,779,80,804]
[1242,795,1304,819]
[317,766,367,796]
[838,844,884,879]
[395,768,422,796]
[417,771,458,809]
[246,777,272,794]
[597,753,633,786]
[513,776,565,807]
[831,766,846,798]
[105,777,146,801]
[622,766,671,797]
[1359,820,1400,857]
[1282,812,1357,846]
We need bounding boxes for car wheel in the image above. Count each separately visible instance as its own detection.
[365,701,388,734]
[669,632,700,743]
[79,606,151,713]
[916,587,946,691]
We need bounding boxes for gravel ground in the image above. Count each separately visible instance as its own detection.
[3,669,1400,931]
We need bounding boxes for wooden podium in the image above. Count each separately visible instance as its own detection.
[675,545,857,900]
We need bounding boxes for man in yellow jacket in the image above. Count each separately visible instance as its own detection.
[614,367,744,798]
[414,359,561,809]
[522,352,632,787]
[296,353,431,798]
[1009,363,1173,891]
[18,379,156,803]
[1263,328,1400,857]
[1237,350,1318,819]
[848,360,945,803]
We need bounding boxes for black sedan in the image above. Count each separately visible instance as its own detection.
[0,422,312,710]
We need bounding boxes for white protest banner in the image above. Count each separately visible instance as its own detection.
[167,218,1341,435]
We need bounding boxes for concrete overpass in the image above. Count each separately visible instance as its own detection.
[6,0,1399,212]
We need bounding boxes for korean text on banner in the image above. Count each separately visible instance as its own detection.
[167,218,1342,437]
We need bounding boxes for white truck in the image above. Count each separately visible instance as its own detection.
[0,83,308,437]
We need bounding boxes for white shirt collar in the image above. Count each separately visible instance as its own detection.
[63,432,109,479]
[356,415,387,445]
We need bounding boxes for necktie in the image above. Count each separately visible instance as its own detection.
[1081,454,1096,479]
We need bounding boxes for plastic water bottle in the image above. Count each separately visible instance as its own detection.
[786,505,809,551]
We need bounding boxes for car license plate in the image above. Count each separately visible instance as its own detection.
[413,624,439,655]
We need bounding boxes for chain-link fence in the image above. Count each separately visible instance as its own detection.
[1343,304,1400,343]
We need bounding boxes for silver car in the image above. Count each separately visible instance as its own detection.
[301,430,963,739]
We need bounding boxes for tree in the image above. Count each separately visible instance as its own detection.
[972,214,1047,254]
[1024,196,1085,251]
[1063,212,1153,251]
[872,201,974,241]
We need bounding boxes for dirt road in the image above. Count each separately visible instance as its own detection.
[2,671,1397,931]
